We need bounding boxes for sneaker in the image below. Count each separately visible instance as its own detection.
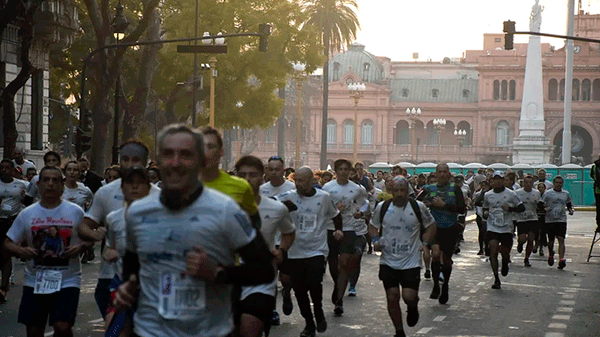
[406,306,419,327]
[517,242,523,253]
[394,330,407,337]
[348,286,357,297]
[558,259,566,270]
[439,283,449,305]
[453,246,460,254]
[424,269,431,279]
[282,286,293,315]
[271,310,281,326]
[477,249,484,256]
[524,258,531,267]
[532,246,538,254]
[300,324,316,337]
[430,284,440,299]
[315,309,327,333]
[548,255,555,266]
[333,303,344,316]
[501,259,509,277]
[439,272,445,284]
[491,280,501,289]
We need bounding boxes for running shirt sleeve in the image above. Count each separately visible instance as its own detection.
[85,187,106,224]
[6,211,27,244]
[25,175,38,198]
[224,201,257,250]
[323,193,340,220]
[370,203,383,230]
[82,185,94,211]
[418,201,436,228]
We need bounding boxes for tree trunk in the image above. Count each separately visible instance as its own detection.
[319,31,330,170]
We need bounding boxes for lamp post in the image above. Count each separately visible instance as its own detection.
[293,63,306,168]
[454,129,467,163]
[406,107,422,162]
[202,32,225,128]
[348,82,366,163]
[433,118,446,163]
[111,1,129,165]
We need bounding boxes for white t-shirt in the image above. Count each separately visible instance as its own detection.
[542,189,572,223]
[62,182,93,211]
[259,180,295,198]
[370,200,435,270]
[276,189,339,259]
[86,178,160,279]
[0,178,27,217]
[515,188,541,222]
[322,180,368,231]
[355,199,371,236]
[14,159,36,174]
[373,179,386,191]
[7,200,85,290]
[126,188,256,337]
[536,180,553,191]
[105,207,127,281]
[483,188,523,234]
[241,197,295,300]
[25,175,40,201]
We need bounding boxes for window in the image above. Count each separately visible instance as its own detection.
[462,89,470,99]
[402,88,409,97]
[582,79,591,101]
[361,120,374,144]
[343,120,354,144]
[432,88,439,98]
[395,120,410,144]
[559,78,565,101]
[495,37,502,43]
[509,80,516,100]
[493,80,500,100]
[31,69,44,150]
[496,121,510,146]
[362,63,370,82]
[363,62,370,71]
[593,79,600,100]
[333,62,341,81]
[264,126,275,143]
[572,78,580,101]
[327,119,337,144]
[548,78,558,101]
[501,80,508,100]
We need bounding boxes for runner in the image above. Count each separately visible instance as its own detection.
[236,155,296,337]
[515,175,542,267]
[370,176,436,337]
[536,169,553,191]
[24,151,61,206]
[473,180,491,255]
[483,171,525,289]
[113,124,275,337]
[62,161,94,211]
[417,163,466,304]
[322,159,368,316]
[541,175,574,270]
[347,199,370,297]
[4,166,87,337]
[277,166,342,337]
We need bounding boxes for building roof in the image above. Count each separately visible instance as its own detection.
[390,78,479,103]
[329,43,384,83]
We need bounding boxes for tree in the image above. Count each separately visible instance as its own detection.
[302,0,360,169]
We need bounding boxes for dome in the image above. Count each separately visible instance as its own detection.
[329,43,384,83]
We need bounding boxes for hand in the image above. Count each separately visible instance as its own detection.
[184,246,218,281]
[502,203,510,212]
[568,209,574,216]
[91,227,107,242]
[272,248,285,265]
[20,247,38,260]
[373,242,383,252]
[336,202,346,212]
[114,275,139,313]
[64,244,85,258]
[103,248,120,262]
[432,197,445,208]
[353,211,363,219]
[333,229,344,241]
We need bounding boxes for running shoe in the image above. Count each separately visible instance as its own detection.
[333,303,344,316]
[271,310,280,326]
[558,259,566,270]
[394,330,407,337]
[477,249,484,256]
[517,242,523,253]
[300,324,316,337]
[348,286,357,297]
[491,280,501,289]
[315,309,327,332]
[424,269,431,279]
[439,283,449,305]
[532,246,538,254]
[407,306,419,327]
[548,254,555,266]
[430,284,440,299]
[524,258,531,267]
[282,286,293,315]
[439,272,445,284]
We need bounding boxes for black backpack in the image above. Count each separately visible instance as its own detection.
[378,198,424,237]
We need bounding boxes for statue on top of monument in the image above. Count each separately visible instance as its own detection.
[530,0,544,32]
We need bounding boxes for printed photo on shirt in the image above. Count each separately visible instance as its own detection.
[31,224,73,267]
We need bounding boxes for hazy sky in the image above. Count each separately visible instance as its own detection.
[354,0,599,61]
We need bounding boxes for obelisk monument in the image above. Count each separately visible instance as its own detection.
[512,0,554,165]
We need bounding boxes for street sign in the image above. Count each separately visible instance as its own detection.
[177,45,228,54]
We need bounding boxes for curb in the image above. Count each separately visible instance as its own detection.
[574,206,596,211]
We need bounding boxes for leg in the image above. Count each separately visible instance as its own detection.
[26,326,45,337]
[326,231,340,304]
[307,257,326,333]
[547,224,556,266]
[476,217,485,254]
[595,193,600,231]
[0,246,12,293]
[525,230,536,261]
[335,253,352,309]
[557,236,566,261]
[429,244,441,299]
[52,321,74,337]
[384,287,404,335]
[293,281,314,327]
[279,272,293,316]
[240,314,263,337]
[423,247,431,278]
[402,288,419,326]
[488,239,501,288]
[348,252,362,290]
[517,233,527,253]
[94,279,111,319]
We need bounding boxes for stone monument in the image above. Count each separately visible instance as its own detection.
[512,0,554,165]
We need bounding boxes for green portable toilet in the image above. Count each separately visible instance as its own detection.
[447,162,462,175]
[558,164,583,206]
[535,164,558,180]
[395,162,416,176]
[583,164,596,206]
[415,162,436,175]
[511,163,535,176]
[368,162,392,174]
[488,163,510,172]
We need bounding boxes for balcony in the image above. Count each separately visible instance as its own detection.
[33,0,80,49]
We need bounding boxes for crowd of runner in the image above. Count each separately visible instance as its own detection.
[0,125,584,337]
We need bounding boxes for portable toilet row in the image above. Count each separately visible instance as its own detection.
[368,162,392,173]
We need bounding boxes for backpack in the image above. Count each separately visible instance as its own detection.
[378,198,423,237]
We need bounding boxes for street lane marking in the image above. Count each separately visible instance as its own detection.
[416,327,433,334]
[477,281,486,286]
[460,296,470,301]
[556,307,573,313]
[545,333,565,337]
[548,323,567,329]
[562,294,575,299]
[564,288,577,293]
[469,288,478,293]
[552,315,571,320]
[433,316,445,322]
[485,276,492,280]
[88,318,104,324]
[559,300,575,305]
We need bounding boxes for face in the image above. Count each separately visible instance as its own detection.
[390,182,409,201]
[321,174,333,184]
[504,177,513,188]
[78,161,89,173]
[294,170,314,196]
[538,184,546,194]
[237,165,264,192]
[45,155,60,168]
[384,178,394,191]
[159,132,201,192]
[435,166,451,184]
[148,170,160,184]
[122,175,151,204]
[391,168,401,177]
[120,153,145,170]
[265,160,284,182]
[355,164,364,177]
[538,170,546,180]
[64,163,80,181]
[106,170,120,183]
[335,163,351,181]
[202,134,223,169]
[14,150,24,162]
[523,177,534,190]
[376,171,383,180]
[553,178,563,190]
[38,169,64,200]
[26,170,36,181]
[349,168,358,182]
[418,176,426,184]
[0,162,13,179]
[492,176,504,189]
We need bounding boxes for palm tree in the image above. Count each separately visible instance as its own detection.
[303,0,360,169]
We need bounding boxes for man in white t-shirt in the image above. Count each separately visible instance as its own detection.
[24,151,62,206]
[4,166,88,337]
[12,147,36,176]
[370,176,436,337]
[515,175,542,267]
[483,171,525,289]
[541,175,574,270]
[236,155,296,337]
[113,124,275,337]
[536,169,553,191]
[277,167,342,337]
[322,159,368,316]
[373,171,386,191]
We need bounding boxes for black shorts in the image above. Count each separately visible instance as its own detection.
[236,293,276,330]
[378,265,420,291]
[433,225,460,257]
[517,221,540,237]
[354,234,367,254]
[18,286,80,327]
[327,230,340,258]
[485,231,514,248]
[338,231,357,255]
[546,222,567,240]
[279,256,326,286]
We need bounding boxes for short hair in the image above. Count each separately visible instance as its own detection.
[322,171,333,178]
[235,155,265,175]
[120,139,149,163]
[334,159,352,171]
[26,167,37,174]
[436,163,449,172]
[122,167,150,185]
[391,165,401,172]
[201,127,223,150]
[354,161,364,168]
[39,166,63,180]
[63,160,80,171]
[1,159,15,167]
[523,175,534,181]
[537,168,546,174]
[43,151,61,165]
[377,170,383,174]
[268,155,284,164]
[478,168,485,174]
[158,124,205,165]
[506,172,517,181]
[553,175,564,183]
[77,157,89,163]
[536,182,547,189]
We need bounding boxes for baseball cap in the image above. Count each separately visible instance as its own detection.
[493,171,505,178]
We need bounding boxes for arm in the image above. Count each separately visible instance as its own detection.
[443,185,466,214]
[421,224,436,247]
[3,237,38,259]
[77,217,105,242]
[332,213,343,231]
[221,233,275,285]
[508,203,526,213]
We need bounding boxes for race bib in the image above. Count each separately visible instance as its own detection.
[298,214,317,233]
[390,238,410,255]
[34,269,62,294]
[524,210,535,219]
[551,207,562,219]
[159,272,206,320]
[1,202,12,212]
[491,209,505,227]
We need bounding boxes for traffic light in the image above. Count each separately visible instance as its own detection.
[503,20,515,50]
[258,23,271,52]
[76,128,92,155]
[81,108,93,133]
[59,134,68,156]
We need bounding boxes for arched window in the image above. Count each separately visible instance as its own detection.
[462,89,470,99]
[264,126,276,143]
[432,89,439,98]
[493,80,500,100]
[333,62,341,81]
[457,121,472,146]
[395,120,410,144]
[593,79,600,100]
[548,78,558,101]
[426,120,437,145]
[509,80,516,100]
[343,120,354,144]
[361,120,374,144]
[402,88,409,97]
[582,79,591,101]
[496,121,510,146]
[572,78,580,101]
[501,80,508,100]
[559,78,565,101]
[327,119,337,144]
[363,63,370,82]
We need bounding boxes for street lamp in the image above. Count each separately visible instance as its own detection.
[111,1,129,165]
[348,82,366,163]
[293,62,306,168]
[203,32,225,128]
[433,118,446,163]
[406,107,422,162]
[454,129,467,163]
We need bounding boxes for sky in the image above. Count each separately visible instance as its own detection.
[354,0,599,61]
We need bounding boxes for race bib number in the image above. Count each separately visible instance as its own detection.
[298,214,317,233]
[551,207,562,219]
[491,209,506,227]
[1,202,12,212]
[159,272,206,320]
[390,238,410,255]
[34,270,62,294]
[524,210,535,219]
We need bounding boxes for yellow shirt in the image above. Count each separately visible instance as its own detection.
[203,170,258,216]
[376,191,393,203]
